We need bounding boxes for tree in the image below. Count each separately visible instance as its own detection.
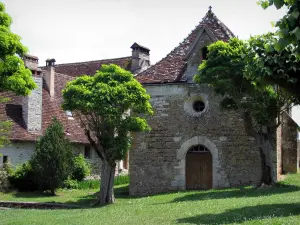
[245,33,300,104]
[259,0,300,53]
[0,2,36,148]
[31,118,73,195]
[62,64,153,205]
[194,38,291,185]
[258,1,300,103]
[0,2,36,95]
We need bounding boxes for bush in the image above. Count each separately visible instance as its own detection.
[0,165,10,192]
[31,118,73,195]
[71,154,91,181]
[114,175,130,185]
[62,179,79,189]
[8,162,38,191]
[60,175,129,190]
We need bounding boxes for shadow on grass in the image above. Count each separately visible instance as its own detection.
[4,185,129,209]
[63,185,130,207]
[177,203,300,224]
[11,191,58,198]
[170,184,300,203]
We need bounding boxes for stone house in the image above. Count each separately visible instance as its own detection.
[0,55,132,173]
[0,9,298,194]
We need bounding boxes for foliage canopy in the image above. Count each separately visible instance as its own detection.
[0,2,36,95]
[259,0,300,53]
[194,37,293,184]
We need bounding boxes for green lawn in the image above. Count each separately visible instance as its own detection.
[1,175,300,225]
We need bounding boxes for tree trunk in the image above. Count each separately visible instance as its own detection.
[257,134,277,186]
[242,112,277,186]
[97,160,116,205]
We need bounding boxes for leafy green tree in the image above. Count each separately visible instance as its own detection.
[31,118,73,195]
[258,1,300,102]
[0,2,36,148]
[259,0,300,52]
[0,3,36,95]
[194,38,291,184]
[245,33,300,104]
[62,64,153,205]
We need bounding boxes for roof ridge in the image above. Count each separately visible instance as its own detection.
[40,56,131,68]
[136,9,235,83]
[209,12,235,38]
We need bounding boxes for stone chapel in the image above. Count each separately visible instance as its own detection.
[129,9,299,196]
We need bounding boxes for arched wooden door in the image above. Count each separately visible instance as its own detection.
[186,145,212,190]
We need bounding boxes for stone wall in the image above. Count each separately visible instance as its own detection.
[0,142,35,167]
[281,112,299,173]
[129,83,263,196]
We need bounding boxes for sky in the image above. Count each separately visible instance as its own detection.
[2,0,300,124]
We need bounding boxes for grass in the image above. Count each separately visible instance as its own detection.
[61,175,130,190]
[76,174,130,189]
[0,174,300,224]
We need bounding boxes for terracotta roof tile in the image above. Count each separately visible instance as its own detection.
[0,73,88,144]
[44,57,132,77]
[135,10,234,84]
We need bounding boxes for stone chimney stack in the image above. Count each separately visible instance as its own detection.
[22,55,43,133]
[44,58,56,97]
[130,43,150,74]
[23,54,39,73]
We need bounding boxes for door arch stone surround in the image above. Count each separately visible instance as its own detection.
[172,136,222,189]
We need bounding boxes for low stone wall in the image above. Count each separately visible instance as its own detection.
[0,201,80,209]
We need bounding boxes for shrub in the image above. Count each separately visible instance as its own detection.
[62,179,79,189]
[31,118,73,195]
[114,175,130,185]
[0,165,10,192]
[71,154,91,181]
[8,162,38,191]
[60,175,129,190]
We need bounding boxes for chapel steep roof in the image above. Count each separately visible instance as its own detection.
[135,8,235,84]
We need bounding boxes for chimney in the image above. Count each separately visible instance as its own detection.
[22,55,43,133]
[44,58,56,97]
[23,54,39,71]
[130,43,150,74]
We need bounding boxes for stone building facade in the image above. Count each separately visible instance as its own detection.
[0,8,298,194]
[129,9,299,196]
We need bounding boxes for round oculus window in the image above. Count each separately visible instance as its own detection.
[193,100,205,112]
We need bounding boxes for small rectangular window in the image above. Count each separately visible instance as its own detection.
[84,146,91,159]
[3,156,8,164]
